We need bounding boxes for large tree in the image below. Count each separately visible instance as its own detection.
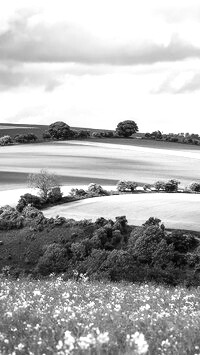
[48,121,72,140]
[116,120,139,137]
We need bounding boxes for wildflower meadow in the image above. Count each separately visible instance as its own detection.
[0,276,200,354]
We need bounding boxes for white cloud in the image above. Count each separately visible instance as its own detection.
[0,0,200,133]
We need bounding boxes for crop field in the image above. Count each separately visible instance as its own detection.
[1,140,200,190]
[44,193,200,231]
[1,277,200,355]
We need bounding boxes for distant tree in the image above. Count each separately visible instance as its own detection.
[164,179,180,192]
[117,180,138,192]
[188,182,200,192]
[28,169,59,200]
[154,181,166,191]
[47,121,72,140]
[0,135,13,146]
[115,120,139,137]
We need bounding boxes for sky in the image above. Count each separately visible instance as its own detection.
[0,0,200,133]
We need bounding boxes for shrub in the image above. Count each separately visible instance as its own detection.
[69,188,87,198]
[14,133,38,143]
[73,130,91,139]
[36,243,69,275]
[92,132,102,138]
[16,193,42,212]
[0,205,24,230]
[42,131,51,140]
[0,135,13,146]
[188,182,200,192]
[131,225,166,263]
[47,187,63,203]
[116,180,138,192]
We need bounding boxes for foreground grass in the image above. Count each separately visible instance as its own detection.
[0,278,200,355]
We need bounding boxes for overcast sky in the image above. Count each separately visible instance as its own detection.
[0,0,200,133]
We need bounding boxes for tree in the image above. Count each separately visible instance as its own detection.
[117,180,138,192]
[28,169,60,200]
[47,121,72,140]
[115,120,138,137]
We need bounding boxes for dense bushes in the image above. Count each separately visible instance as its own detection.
[1,206,200,286]
[14,133,38,143]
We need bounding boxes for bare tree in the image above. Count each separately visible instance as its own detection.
[28,169,59,200]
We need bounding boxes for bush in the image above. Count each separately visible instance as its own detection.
[72,130,91,139]
[42,131,51,140]
[16,193,42,212]
[116,180,138,192]
[92,132,102,138]
[0,135,13,146]
[69,188,87,198]
[188,182,200,192]
[36,243,69,275]
[14,133,38,143]
[47,187,63,203]
[166,231,198,253]
[0,205,24,230]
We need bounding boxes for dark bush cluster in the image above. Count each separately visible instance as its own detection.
[14,133,38,143]
[30,213,200,286]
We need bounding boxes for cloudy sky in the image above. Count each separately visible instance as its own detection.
[0,0,200,133]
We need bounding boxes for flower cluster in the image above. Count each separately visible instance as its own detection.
[0,277,200,354]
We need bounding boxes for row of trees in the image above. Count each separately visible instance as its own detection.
[117,179,200,193]
[144,130,200,145]
[42,120,139,140]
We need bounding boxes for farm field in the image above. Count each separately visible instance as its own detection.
[1,277,200,355]
[1,140,200,191]
[44,193,200,231]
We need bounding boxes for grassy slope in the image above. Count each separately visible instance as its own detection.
[43,193,200,232]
